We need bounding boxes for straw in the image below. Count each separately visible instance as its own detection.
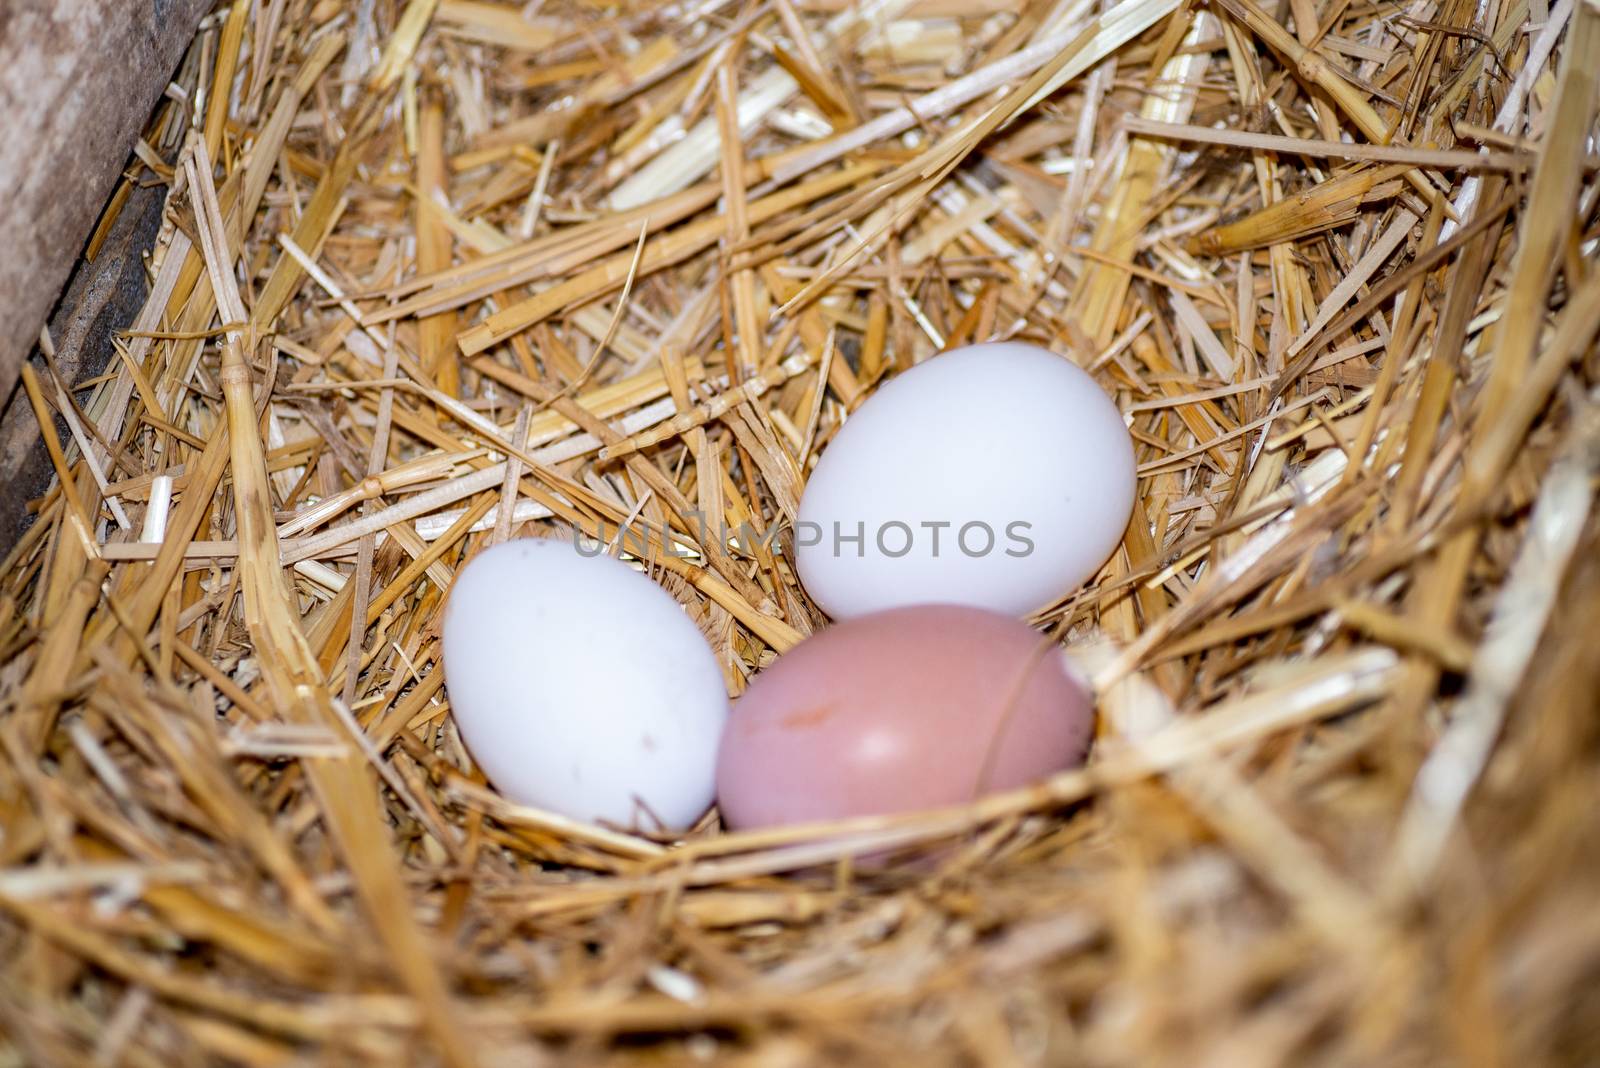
[1,0,1596,1063]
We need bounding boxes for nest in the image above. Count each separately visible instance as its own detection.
[3,0,1598,1063]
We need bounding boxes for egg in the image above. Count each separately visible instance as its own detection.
[795,341,1135,619]
[441,537,728,831]
[715,605,1093,829]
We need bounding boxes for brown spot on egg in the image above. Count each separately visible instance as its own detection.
[779,703,838,730]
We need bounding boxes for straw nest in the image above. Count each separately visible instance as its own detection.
[3,0,1598,1063]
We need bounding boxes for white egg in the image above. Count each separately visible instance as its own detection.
[795,342,1135,619]
[441,537,728,830]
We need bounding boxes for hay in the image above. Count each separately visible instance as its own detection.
[2,0,1598,1063]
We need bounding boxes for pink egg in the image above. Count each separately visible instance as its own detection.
[716,605,1093,829]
